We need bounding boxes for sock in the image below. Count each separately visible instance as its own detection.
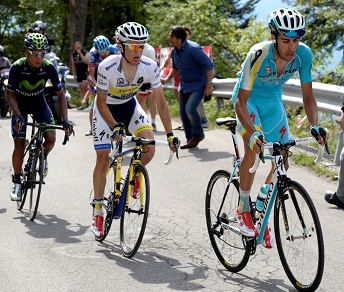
[151,118,155,124]
[44,153,48,160]
[93,199,104,216]
[238,189,251,212]
[14,173,21,183]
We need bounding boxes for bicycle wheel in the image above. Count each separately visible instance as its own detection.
[120,164,150,258]
[94,159,115,242]
[28,144,44,221]
[17,151,30,211]
[205,170,250,273]
[274,179,324,291]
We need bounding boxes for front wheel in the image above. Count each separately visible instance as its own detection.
[274,179,324,291]
[28,144,44,221]
[120,164,150,258]
[205,170,250,273]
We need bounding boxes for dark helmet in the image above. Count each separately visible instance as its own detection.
[24,33,49,51]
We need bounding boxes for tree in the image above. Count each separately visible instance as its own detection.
[284,0,344,79]
[144,0,266,77]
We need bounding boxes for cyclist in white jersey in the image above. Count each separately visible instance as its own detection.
[91,22,179,237]
[233,8,329,244]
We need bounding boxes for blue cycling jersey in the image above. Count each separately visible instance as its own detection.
[232,40,313,143]
[233,40,312,101]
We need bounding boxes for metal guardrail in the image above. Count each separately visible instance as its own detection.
[66,74,344,165]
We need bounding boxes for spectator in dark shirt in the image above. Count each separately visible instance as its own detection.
[161,26,214,149]
[71,41,89,101]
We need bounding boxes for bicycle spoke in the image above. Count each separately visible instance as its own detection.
[120,164,150,258]
[205,170,250,273]
[274,180,324,291]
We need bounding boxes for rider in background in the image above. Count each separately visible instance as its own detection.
[84,35,120,136]
[0,45,12,70]
[32,20,55,50]
[6,33,74,201]
[232,8,328,246]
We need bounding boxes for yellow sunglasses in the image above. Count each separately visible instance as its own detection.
[124,43,145,51]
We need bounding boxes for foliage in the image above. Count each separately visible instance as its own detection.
[144,0,267,78]
[285,0,344,80]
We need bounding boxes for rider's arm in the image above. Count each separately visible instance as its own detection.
[301,82,318,126]
[5,90,20,117]
[56,89,68,121]
[88,66,96,87]
[234,88,257,137]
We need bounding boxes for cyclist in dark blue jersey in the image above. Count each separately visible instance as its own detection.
[6,33,74,201]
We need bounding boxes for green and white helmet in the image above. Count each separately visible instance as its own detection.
[24,33,49,51]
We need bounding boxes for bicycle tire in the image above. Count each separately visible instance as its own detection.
[120,164,150,258]
[28,144,44,221]
[95,158,115,242]
[205,170,250,273]
[274,179,324,291]
[17,151,30,211]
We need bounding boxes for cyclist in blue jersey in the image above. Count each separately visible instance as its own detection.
[232,8,329,245]
[84,35,120,136]
[6,33,74,201]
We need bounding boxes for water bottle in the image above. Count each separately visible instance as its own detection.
[255,184,269,218]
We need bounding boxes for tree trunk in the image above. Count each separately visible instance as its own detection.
[67,0,88,67]
[90,0,99,37]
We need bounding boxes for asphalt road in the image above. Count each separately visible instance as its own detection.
[0,108,343,292]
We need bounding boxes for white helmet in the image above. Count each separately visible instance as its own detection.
[115,22,148,43]
[269,8,306,38]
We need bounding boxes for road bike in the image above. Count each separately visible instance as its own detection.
[205,117,325,291]
[91,125,177,258]
[16,120,68,221]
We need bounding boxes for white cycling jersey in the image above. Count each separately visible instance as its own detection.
[96,54,161,105]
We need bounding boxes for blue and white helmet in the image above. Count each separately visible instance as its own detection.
[93,35,110,52]
[269,8,306,38]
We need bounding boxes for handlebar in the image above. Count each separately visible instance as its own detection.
[109,135,175,165]
[249,137,325,173]
[24,122,69,145]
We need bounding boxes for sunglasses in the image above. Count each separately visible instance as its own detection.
[280,28,306,38]
[27,50,46,57]
[124,43,145,51]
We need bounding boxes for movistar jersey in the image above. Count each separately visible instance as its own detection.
[7,57,62,105]
[96,54,161,105]
[233,40,312,102]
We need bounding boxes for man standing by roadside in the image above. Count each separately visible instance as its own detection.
[161,26,214,149]
[71,41,89,103]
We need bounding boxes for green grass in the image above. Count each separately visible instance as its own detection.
[290,153,338,180]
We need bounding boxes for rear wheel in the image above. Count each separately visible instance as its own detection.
[120,164,150,258]
[94,159,115,242]
[205,170,250,273]
[17,150,30,211]
[28,144,44,221]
